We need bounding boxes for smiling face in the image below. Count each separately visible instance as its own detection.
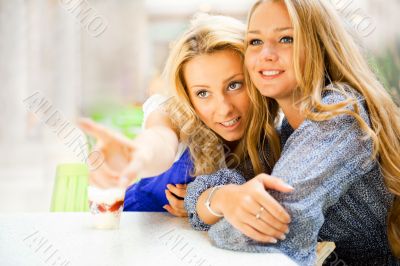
[183,49,250,142]
[245,0,299,103]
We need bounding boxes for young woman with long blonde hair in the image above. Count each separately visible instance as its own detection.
[185,1,400,265]
[79,14,292,236]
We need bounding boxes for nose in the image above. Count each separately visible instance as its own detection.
[216,95,234,117]
[258,43,278,62]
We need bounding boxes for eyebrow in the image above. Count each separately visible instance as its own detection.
[248,27,293,34]
[223,73,243,84]
[189,73,244,90]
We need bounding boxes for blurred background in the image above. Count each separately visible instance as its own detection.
[0,0,399,212]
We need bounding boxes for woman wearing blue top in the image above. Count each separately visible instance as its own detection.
[185,1,400,265]
[79,14,291,234]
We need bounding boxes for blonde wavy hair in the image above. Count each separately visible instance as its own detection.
[162,13,247,176]
[245,0,400,256]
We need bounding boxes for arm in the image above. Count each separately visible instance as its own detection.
[185,167,293,241]
[185,169,247,231]
[208,97,375,265]
[124,107,179,180]
[78,95,181,188]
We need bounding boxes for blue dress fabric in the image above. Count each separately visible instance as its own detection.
[184,86,399,266]
[123,148,194,212]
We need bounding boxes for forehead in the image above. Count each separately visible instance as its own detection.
[249,1,292,30]
[183,50,243,84]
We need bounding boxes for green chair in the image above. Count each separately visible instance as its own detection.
[50,163,89,212]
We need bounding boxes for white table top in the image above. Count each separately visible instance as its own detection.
[0,212,296,266]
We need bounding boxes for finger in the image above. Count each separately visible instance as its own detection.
[86,149,105,171]
[241,196,289,234]
[88,172,102,187]
[175,184,188,189]
[235,222,278,243]
[256,191,291,224]
[165,195,186,214]
[240,211,287,240]
[259,208,290,234]
[166,184,187,198]
[258,174,294,193]
[78,118,113,141]
[165,190,184,209]
[166,203,187,216]
[254,177,292,224]
[163,205,187,217]
[99,161,120,176]
[78,118,134,148]
[89,166,119,189]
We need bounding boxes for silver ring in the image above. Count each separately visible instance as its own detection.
[255,207,264,219]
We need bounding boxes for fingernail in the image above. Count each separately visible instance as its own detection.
[270,238,278,244]
[286,184,294,190]
[279,234,286,241]
[166,184,171,189]
[285,228,290,234]
[163,205,167,209]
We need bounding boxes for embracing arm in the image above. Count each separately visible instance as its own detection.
[185,169,247,231]
[207,95,375,265]
[185,168,293,242]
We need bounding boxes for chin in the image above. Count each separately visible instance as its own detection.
[221,134,241,143]
[256,86,274,97]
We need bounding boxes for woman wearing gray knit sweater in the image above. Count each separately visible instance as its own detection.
[185,1,400,265]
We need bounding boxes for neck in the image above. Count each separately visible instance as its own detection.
[277,98,305,129]
[223,140,240,153]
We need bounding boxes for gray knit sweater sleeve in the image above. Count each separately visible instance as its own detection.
[207,89,376,265]
[184,168,247,231]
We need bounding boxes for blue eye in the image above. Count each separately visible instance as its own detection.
[280,36,293,44]
[196,90,209,98]
[228,81,243,91]
[248,39,263,46]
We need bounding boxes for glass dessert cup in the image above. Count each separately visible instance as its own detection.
[88,186,125,230]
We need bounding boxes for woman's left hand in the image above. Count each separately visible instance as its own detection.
[164,184,188,217]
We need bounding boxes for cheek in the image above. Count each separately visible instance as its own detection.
[286,49,298,75]
[245,55,261,84]
[282,50,296,78]
[192,101,213,126]
[245,51,256,72]
[233,92,251,117]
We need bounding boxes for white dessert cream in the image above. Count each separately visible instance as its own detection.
[88,186,126,229]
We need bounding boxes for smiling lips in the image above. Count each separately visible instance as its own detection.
[220,117,241,128]
[259,70,285,80]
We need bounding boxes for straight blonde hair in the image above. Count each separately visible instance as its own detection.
[245,0,400,256]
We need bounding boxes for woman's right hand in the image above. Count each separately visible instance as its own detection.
[78,118,139,188]
[214,174,293,243]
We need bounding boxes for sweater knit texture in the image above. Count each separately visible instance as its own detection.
[184,86,399,266]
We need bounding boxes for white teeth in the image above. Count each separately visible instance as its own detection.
[262,70,281,76]
[221,117,239,127]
